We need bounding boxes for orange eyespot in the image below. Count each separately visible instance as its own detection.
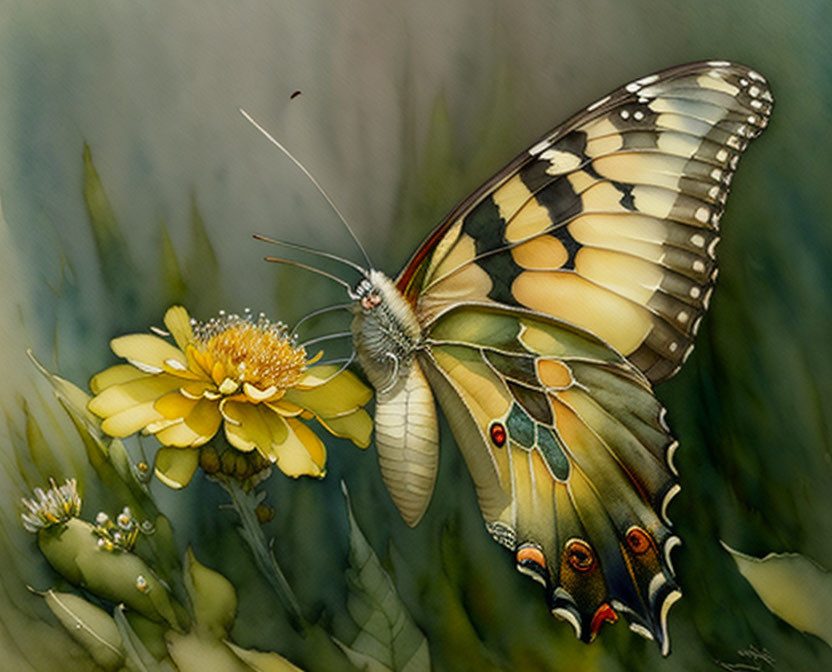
[566,539,595,573]
[489,422,507,447]
[516,545,546,570]
[625,527,652,555]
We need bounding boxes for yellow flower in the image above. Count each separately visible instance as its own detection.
[88,306,372,487]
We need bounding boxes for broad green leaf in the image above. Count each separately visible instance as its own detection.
[335,482,430,672]
[224,640,304,672]
[184,547,238,639]
[723,542,832,648]
[42,589,125,672]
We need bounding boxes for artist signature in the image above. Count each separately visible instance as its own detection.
[714,645,776,671]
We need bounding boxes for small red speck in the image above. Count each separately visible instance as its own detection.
[490,422,507,447]
[290,90,302,100]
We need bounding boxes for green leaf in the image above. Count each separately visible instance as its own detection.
[224,640,304,672]
[114,605,168,672]
[184,547,238,639]
[22,397,65,482]
[723,542,832,648]
[42,589,125,672]
[27,349,101,439]
[184,193,223,314]
[160,220,187,304]
[82,143,140,312]
[334,482,431,672]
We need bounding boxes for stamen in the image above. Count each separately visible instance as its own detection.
[193,309,307,390]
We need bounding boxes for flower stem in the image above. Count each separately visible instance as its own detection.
[216,475,304,630]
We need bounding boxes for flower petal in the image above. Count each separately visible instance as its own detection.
[265,400,304,417]
[243,383,278,402]
[151,399,221,448]
[284,366,372,418]
[180,380,217,399]
[222,401,287,457]
[317,408,373,448]
[275,418,326,477]
[89,364,151,394]
[88,374,182,418]
[110,334,187,372]
[154,447,199,489]
[155,391,199,420]
[163,306,195,351]
[100,401,165,437]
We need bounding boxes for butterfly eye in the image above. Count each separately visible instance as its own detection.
[360,292,382,310]
[625,526,652,555]
[489,422,507,447]
[566,539,596,573]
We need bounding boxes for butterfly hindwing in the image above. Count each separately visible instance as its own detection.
[399,61,772,383]
[420,303,681,650]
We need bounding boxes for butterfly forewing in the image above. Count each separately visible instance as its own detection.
[399,61,772,383]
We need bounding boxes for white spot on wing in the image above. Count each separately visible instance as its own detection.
[529,140,551,156]
[664,535,682,575]
[552,600,582,638]
[586,94,611,112]
[661,484,681,525]
[659,589,682,657]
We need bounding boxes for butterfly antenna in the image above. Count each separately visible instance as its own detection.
[264,256,356,296]
[253,234,368,278]
[240,108,374,270]
[300,331,353,348]
[292,302,353,334]
[305,351,357,387]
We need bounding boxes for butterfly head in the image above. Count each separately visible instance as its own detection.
[350,269,423,393]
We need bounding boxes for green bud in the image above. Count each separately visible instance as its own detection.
[43,590,125,671]
[184,547,237,639]
[37,518,181,628]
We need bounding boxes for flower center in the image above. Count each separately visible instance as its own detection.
[194,310,306,390]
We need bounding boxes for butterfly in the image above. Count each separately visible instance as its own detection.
[254,60,772,655]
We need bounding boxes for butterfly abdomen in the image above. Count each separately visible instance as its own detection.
[352,270,440,526]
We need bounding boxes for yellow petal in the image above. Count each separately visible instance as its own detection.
[317,408,373,448]
[285,367,372,418]
[243,382,277,402]
[155,391,199,420]
[111,334,187,372]
[154,447,199,488]
[265,400,304,417]
[152,399,221,447]
[222,402,287,458]
[276,418,326,477]
[89,364,151,394]
[100,401,165,437]
[218,378,239,395]
[211,361,226,386]
[163,306,195,351]
[89,374,182,418]
[180,380,217,399]
[187,345,213,377]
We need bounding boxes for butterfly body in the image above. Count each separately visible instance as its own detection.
[299,61,772,654]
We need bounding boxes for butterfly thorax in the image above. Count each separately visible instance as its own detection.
[351,269,423,393]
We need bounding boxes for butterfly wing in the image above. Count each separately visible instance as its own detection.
[398,61,772,383]
[419,302,681,651]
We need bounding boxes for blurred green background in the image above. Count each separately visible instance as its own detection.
[1,1,831,670]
